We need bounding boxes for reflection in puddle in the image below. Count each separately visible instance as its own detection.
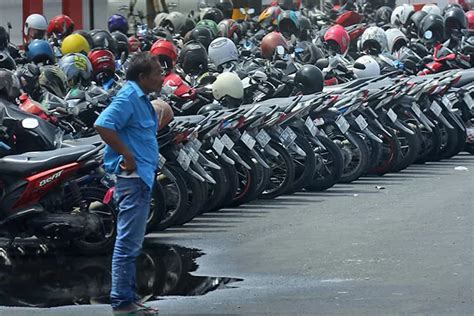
[0,239,242,307]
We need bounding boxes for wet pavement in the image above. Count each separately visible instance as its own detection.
[0,153,473,315]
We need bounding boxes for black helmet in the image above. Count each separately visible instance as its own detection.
[111,31,129,59]
[0,51,16,70]
[278,10,300,37]
[294,41,324,65]
[39,65,69,98]
[419,14,445,44]
[302,0,318,9]
[202,8,225,23]
[294,64,323,95]
[73,30,94,48]
[197,103,224,114]
[90,29,117,54]
[181,18,196,36]
[0,68,21,100]
[375,6,393,25]
[442,3,463,16]
[152,27,173,41]
[188,27,214,49]
[0,27,9,50]
[299,16,312,40]
[216,0,234,19]
[407,10,427,38]
[178,41,208,75]
[444,6,467,33]
[15,63,41,96]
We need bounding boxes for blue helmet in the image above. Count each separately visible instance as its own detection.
[27,39,55,64]
[108,14,128,34]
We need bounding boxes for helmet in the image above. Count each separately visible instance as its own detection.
[47,14,75,39]
[443,3,464,15]
[467,11,474,29]
[197,103,224,114]
[391,4,415,27]
[154,13,169,28]
[178,41,208,75]
[91,30,117,54]
[212,72,243,102]
[261,31,289,60]
[162,11,187,34]
[39,65,69,97]
[181,18,196,36]
[385,28,408,53]
[128,36,142,52]
[15,63,41,95]
[73,30,94,48]
[407,10,428,38]
[27,40,55,64]
[299,16,312,39]
[278,10,300,37]
[196,19,219,38]
[353,55,380,78]
[189,27,214,49]
[324,24,350,55]
[294,41,324,65]
[375,6,393,25]
[0,51,16,70]
[422,4,441,16]
[419,14,445,44]
[150,39,178,68]
[108,14,129,34]
[218,19,242,43]
[216,0,234,19]
[360,26,388,54]
[61,33,90,55]
[258,5,283,27]
[24,14,48,41]
[0,27,9,50]
[88,49,116,82]
[111,31,129,59]
[208,37,239,68]
[458,0,473,11]
[202,8,224,23]
[0,69,21,100]
[444,6,467,32]
[59,53,93,86]
[294,65,323,94]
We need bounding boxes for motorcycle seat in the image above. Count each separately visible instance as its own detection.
[454,70,474,87]
[61,135,103,147]
[0,145,96,176]
[173,115,206,126]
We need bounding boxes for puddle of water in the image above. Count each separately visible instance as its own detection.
[0,239,242,308]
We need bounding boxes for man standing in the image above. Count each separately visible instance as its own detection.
[95,52,162,315]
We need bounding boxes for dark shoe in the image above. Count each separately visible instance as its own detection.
[112,302,159,315]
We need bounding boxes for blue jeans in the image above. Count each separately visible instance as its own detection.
[111,177,151,309]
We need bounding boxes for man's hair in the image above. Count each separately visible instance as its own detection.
[126,52,161,82]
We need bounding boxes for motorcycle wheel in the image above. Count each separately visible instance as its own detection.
[230,147,259,207]
[173,170,207,225]
[217,158,240,209]
[146,180,166,233]
[288,133,317,193]
[200,152,229,213]
[392,121,422,172]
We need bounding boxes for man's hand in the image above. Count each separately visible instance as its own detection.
[120,153,137,172]
[95,125,137,173]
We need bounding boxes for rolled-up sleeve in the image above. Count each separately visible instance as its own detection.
[95,93,134,131]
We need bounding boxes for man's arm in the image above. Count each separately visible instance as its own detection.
[95,125,136,172]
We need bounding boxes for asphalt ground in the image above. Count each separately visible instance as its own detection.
[1,153,473,315]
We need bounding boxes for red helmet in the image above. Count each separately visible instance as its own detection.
[47,14,75,39]
[150,39,178,68]
[128,36,141,52]
[88,49,116,76]
[324,24,350,55]
[218,19,242,43]
[466,11,474,29]
[260,31,289,60]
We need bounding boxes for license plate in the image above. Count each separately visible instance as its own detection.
[313,117,325,126]
[305,116,317,137]
[220,134,235,150]
[387,108,398,123]
[442,96,453,111]
[274,126,285,135]
[280,127,297,148]
[177,149,191,171]
[187,147,199,163]
[158,153,166,169]
[430,101,442,117]
[190,139,202,151]
[335,115,350,134]
[411,103,422,117]
[355,115,368,130]
[241,131,256,150]
[212,137,225,156]
[256,129,271,147]
[464,94,473,110]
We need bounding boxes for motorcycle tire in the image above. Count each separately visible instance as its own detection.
[415,122,441,163]
[146,180,167,233]
[230,146,259,207]
[367,127,401,176]
[200,152,230,213]
[217,158,240,209]
[173,170,207,225]
[392,121,422,172]
[288,133,317,193]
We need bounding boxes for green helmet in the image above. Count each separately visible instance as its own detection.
[196,19,219,38]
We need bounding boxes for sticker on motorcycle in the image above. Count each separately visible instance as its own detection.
[220,134,235,150]
[411,103,422,117]
[335,115,350,134]
[430,101,442,117]
[187,147,200,163]
[441,96,453,111]
[212,137,225,156]
[355,115,368,130]
[256,129,271,147]
[190,139,202,152]
[177,149,191,171]
[241,131,256,150]
[280,127,297,148]
[305,116,317,137]
[387,109,398,123]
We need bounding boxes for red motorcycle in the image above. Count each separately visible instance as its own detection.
[418,43,471,75]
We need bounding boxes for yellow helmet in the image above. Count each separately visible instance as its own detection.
[61,33,90,55]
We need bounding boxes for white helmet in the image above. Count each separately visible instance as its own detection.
[154,13,169,28]
[212,72,244,101]
[360,26,388,54]
[208,37,239,67]
[385,28,408,53]
[422,4,441,16]
[353,55,381,78]
[24,13,47,37]
[391,4,415,26]
[162,11,186,34]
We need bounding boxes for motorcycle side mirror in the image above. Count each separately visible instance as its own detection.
[353,62,366,70]
[316,58,329,70]
[22,118,39,129]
